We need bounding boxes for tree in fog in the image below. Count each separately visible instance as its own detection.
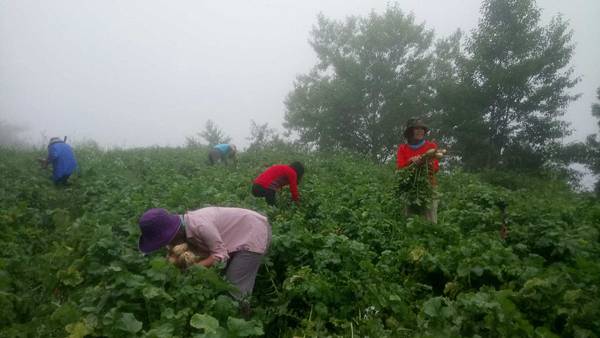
[449,0,579,170]
[186,120,231,147]
[427,31,493,168]
[585,87,600,194]
[246,120,284,152]
[284,5,434,161]
[200,120,231,146]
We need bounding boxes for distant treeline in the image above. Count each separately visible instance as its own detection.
[282,0,599,190]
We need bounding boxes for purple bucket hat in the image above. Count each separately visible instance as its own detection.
[138,208,181,253]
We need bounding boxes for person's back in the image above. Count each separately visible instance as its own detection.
[213,143,231,154]
[252,162,303,205]
[48,140,77,183]
[208,143,237,165]
[183,207,270,259]
[254,165,295,191]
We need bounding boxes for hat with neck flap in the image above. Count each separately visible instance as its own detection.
[403,118,429,139]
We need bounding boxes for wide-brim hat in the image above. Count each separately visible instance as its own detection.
[138,208,181,253]
[403,118,429,139]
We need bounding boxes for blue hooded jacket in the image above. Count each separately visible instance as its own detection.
[47,142,77,182]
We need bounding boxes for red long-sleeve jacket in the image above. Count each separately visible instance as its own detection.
[396,141,439,171]
[253,165,300,201]
[397,141,440,185]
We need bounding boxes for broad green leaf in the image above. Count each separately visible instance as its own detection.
[143,286,161,299]
[471,266,484,277]
[118,313,143,333]
[143,324,174,338]
[51,303,80,326]
[423,297,442,317]
[65,321,91,338]
[227,317,264,337]
[190,313,219,333]
[191,327,228,338]
[57,266,84,286]
[143,286,173,301]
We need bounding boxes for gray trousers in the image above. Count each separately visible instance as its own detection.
[225,251,263,300]
[208,149,223,165]
[405,199,438,224]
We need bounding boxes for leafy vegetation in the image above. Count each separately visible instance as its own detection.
[394,163,434,214]
[1,145,599,337]
[584,87,600,194]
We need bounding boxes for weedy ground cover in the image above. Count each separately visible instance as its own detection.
[0,146,599,337]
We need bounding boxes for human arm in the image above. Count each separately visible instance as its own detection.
[167,242,217,269]
[287,168,300,202]
[397,145,421,169]
[37,158,49,169]
[40,145,60,169]
[422,144,440,173]
[196,254,217,267]
[48,145,59,162]
[396,146,407,169]
[230,150,238,166]
[189,219,229,263]
[427,157,440,173]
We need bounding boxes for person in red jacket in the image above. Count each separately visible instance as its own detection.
[252,161,304,206]
[396,118,440,223]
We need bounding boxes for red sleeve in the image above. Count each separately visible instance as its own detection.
[396,145,409,169]
[286,167,299,201]
[427,142,440,173]
[431,158,440,173]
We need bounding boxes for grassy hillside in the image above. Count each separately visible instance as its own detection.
[1,146,599,337]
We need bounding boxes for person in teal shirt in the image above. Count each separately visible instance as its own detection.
[208,143,237,165]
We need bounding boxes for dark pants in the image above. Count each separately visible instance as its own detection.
[208,149,223,165]
[405,199,438,224]
[251,184,276,205]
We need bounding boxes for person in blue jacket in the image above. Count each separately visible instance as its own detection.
[38,137,78,185]
[208,143,237,165]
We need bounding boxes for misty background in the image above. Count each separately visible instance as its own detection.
[1,0,599,149]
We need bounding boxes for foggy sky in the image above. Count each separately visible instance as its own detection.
[1,0,599,148]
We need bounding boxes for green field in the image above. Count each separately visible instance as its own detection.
[1,146,599,337]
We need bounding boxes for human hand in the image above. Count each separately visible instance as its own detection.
[37,158,49,169]
[434,149,447,159]
[408,156,422,165]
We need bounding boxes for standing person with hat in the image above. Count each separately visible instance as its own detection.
[208,143,237,165]
[396,118,440,223]
[38,137,78,185]
[138,206,271,304]
[251,161,304,206]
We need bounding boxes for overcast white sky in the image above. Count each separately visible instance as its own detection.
[1,0,599,148]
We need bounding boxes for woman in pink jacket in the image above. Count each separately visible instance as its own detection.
[138,206,271,301]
